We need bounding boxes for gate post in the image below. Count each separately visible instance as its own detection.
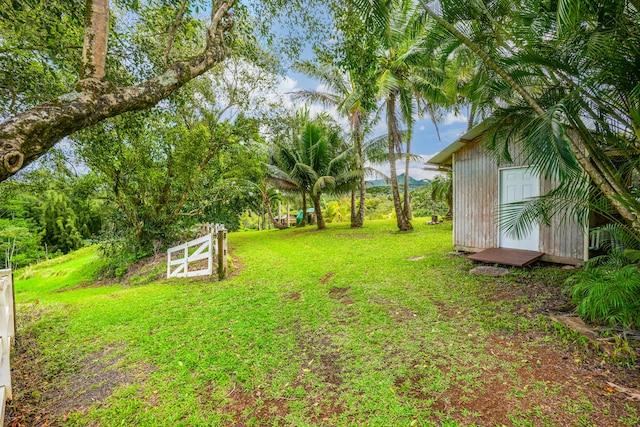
[217,228,228,280]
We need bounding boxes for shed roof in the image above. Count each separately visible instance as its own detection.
[427,121,492,167]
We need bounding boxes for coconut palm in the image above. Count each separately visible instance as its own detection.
[430,172,453,220]
[290,62,373,228]
[418,0,640,231]
[267,119,360,230]
[374,0,447,231]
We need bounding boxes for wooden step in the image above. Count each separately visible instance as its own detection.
[467,248,543,267]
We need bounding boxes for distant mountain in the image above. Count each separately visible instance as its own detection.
[366,174,430,188]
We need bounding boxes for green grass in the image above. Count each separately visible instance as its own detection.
[8,219,640,426]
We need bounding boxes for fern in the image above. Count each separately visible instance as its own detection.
[568,265,640,329]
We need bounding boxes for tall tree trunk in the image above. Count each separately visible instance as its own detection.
[350,189,358,224]
[403,137,412,220]
[263,193,286,230]
[311,193,326,230]
[352,115,366,228]
[467,104,476,132]
[299,192,308,226]
[80,0,109,82]
[387,93,413,231]
[0,0,234,181]
[419,0,640,230]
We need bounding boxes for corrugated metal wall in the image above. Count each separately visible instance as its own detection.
[452,137,585,263]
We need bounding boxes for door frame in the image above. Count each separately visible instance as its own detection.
[498,165,540,251]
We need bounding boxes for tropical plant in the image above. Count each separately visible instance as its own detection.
[429,173,453,220]
[420,0,640,232]
[291,61,373,228]
[267,119,359,230]
[373,0,447,230]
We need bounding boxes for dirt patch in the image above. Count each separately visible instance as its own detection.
[406,255,426,261]
[294,333,347,419]
[5,306,139,426]
[431,298,465,319]
[328,286,348,295]
[396,333,640,427]
[218,386,291,426]
[287,291,301,300]
[369,296,417,322]
[320,273,336,284]
[58,253,167,292]
[328,286,354,306]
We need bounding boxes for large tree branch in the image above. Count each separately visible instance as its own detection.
[0,0,234,182]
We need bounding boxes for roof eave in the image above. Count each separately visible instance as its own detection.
[427,120,493,166]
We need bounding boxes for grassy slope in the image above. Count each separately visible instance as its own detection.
[8,219,640,426]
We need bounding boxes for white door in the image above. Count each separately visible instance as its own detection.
[499,167,539,251]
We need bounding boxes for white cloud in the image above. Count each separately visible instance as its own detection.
[443,112,468,125]
[278,76,299,93]
[419,125,426,131]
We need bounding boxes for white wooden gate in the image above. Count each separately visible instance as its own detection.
[0,269,15,423]
[167,224,226,279]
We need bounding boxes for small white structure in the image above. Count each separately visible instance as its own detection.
[167,224,227,279]
[428,122,587,265]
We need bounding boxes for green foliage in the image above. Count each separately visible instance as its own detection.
[364,193,395,220]
[568,265,640,330]
[39,191,85,254]
[566,224,640,329]
[0,152,105,267]
[0,218,43,269]
[74,62,273,260]
[0,0,84,114]
[410,186,448,217]
[323,198,350,223]
[267,114,360,229]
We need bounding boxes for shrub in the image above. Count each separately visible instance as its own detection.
[567,264,640,329]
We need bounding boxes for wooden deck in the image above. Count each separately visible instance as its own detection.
[467,248,544,267]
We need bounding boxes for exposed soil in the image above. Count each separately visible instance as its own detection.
[286,291,301,300]
[218,386,291,426]
[58,253,167,292]
[370,295,418,322]
[409,333,640,427]
[218,331,347,426]
[329,286,353,306]
[4,306,137,426]
[319,272,336,284]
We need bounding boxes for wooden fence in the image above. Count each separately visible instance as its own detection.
[167,224,227,280]
[0,269,15,424]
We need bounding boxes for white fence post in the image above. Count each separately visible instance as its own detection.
[0,268,15,422]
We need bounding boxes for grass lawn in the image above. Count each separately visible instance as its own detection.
[5,219,640,426]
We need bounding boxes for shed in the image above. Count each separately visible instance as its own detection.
[428,122,587,266]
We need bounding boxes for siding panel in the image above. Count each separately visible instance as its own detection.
[452,135,585,263]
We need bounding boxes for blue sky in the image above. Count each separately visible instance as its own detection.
[278,69,469,180]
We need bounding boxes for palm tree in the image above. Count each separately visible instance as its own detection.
[267,119,360,230]
[415,0,640,233]
[290,62,373,228]
[430,173,452,220]
[374,0,446,231]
